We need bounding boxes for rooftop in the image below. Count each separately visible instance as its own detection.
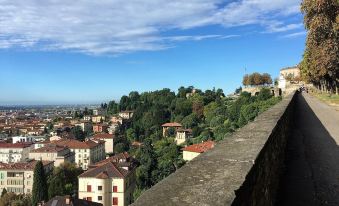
[0,160,53,170]
[30,144,68,153]
[92,133,115,139]
[182,140,215,153]
[0,142,33,148]
[54,139,103,149]
[162,122,182,127]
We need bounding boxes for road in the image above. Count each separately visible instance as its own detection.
[279,92,339,206]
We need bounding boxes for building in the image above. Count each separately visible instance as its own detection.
[75,122,93,133]
[280,66,300,80]
[34,140,51,149]
[55,139,105,170]
[29,144,75,167]
[0,160,53,194]
[78,153,137,206]
[111,116,123,125]
[107,124,119,135]
[175,129,192,145]
[161,122,182,137]
[84,116,92,121]
[118,111,134,120]
[0,143,34,163]
[92,116,105,123]
[43,195,103,206]
[93,124,108,133]
[91,133,115,154]
[12,136,35,143]
[182,141,215,161]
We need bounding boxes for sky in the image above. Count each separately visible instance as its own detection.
[0,0,306,105]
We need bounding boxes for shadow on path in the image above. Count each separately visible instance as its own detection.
[278,93,339,206]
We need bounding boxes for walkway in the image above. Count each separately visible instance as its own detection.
[279,93,339,206]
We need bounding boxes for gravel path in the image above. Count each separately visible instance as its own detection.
[279,92,339,206]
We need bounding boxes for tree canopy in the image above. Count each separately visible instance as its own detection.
[300,0,339,94]
[242,72,273,87]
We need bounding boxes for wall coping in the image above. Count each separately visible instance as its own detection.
[132,94,295,206]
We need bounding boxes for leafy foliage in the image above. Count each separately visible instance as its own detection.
[31,161,48,206]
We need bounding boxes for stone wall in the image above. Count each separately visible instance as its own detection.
[132,92,296,206]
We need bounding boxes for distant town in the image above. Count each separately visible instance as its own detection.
[0,65,304,206]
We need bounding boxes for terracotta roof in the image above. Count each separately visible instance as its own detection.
[162,122,182,127]
[79,162,129,179]
[54,139,102,149]
[0,142,32,148]
[95,152,131,166]
[0,160,53,170]
[182,141,215,153]
[92,133,114,139]
[30,144,68,153]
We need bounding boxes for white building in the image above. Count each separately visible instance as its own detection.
[75,122,93,133]
[91,134,115,154]
[182,141,215,161]
[0,143,34,163]
[175,129,192,145]
[0,160,53,194]
[55,139,105,170]
[12,136,35,144]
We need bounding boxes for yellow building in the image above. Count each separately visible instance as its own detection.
[92,116,105,123]
[0,160,53,194]
[78,153,137,206]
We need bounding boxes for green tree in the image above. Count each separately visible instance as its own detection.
[1,189,6,198]
[31,161,48,206]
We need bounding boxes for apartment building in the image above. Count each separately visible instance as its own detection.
[29,144,75,167]
[0,143,34,163]
[12,136,35,143]
[0,160,53,194]
[55,139,105,170]
[91,133,115,154]
[78,153,137,206]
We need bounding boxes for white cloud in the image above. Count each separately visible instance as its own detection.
[0,0,302,55]
[282,31,306,38]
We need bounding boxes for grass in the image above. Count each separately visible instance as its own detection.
[311,92,339,106]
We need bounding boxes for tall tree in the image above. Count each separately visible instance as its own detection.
[31,161,48,206]
[300,0,339,94]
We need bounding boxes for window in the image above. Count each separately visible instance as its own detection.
[87,185,92,192]
[87,197,92,201]
[98,186,102,191]
[98,196,102,201]
[113,197,118,205]
[113,186,118,192]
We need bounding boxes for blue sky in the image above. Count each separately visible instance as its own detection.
[0,0,305,105]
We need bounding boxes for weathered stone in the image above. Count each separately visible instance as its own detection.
[132,93,296,206]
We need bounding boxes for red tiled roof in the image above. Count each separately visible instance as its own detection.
[54,139,103,149]
[92,133,114,139]
[30,144,68,153]
[182,141,215,153]
[0,142,32,149]
[162,122,182,127]
[0,160,53,170]
[79,162,129,179]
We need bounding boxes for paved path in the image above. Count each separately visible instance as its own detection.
[279,92,339,206]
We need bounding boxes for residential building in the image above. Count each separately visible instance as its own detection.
[0,143,34,163]
[118,111,133,120]
[91,133,115,154]
[12,136,35,143]
[108,124,119,135]
[182,141,215,161]
[84,116,92,121]
[75,122,93,133]
[175,129,192,145]
[110,116,123,125]
[55,139,105,170]
[161,122,182,137]
[280,66,300,80]
[92,116,105,123]
[93,124,108,133]
[43,195,103,206]
[34,140,51,149]
[0,160,53,194]
[78,153,137,206]
[29,144,75,167]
